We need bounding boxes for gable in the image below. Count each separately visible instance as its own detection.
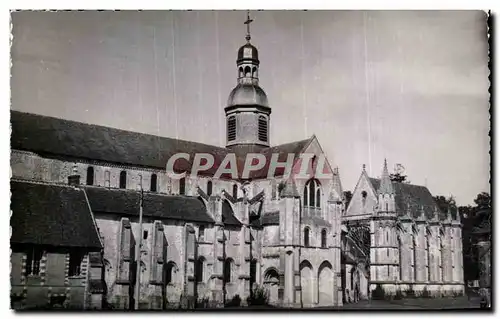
[345,172,378,217]
[290,135,334,182]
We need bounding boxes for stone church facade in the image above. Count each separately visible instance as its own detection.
[342,161,465,301]
[9,17,463,310]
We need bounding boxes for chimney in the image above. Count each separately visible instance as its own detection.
[68,165,80,186]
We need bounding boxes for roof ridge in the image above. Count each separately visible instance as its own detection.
[11,110,227,151]
[11,178,75,189]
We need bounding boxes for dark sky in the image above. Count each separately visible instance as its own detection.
[10,10,490,205]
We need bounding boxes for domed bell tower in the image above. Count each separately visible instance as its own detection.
[225,11,272,148]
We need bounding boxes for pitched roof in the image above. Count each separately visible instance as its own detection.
[83,186,214,223]
[11,111,312,181]
[369,178,442,220]
[10,110,228,176]
[250,211,280,227]
[222,200,242,226]
[10,180,102,249]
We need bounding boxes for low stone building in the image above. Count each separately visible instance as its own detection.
[342,161,465,300]
[10,179,104,309]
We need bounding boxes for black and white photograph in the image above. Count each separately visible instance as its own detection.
[8,8,492,311]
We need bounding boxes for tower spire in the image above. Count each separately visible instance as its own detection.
[379,158,394,194]
[244,10,253,43]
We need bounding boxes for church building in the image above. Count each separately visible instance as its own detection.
[9,12,463,310]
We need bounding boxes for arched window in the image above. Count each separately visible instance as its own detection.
[166,262,177,285]
[86,166,94,186]
[207,181,213,196]
[304,228,310,247]
[303,185,308,206]
[227,116,236,141]
[386,202,389,211]
[224,258,233,283]
[244,66,251,77]
[321,229,327,248]
[258,116,268,142]
[199,226,205,241]
[104,170,110,188]
[150,174,157,192]
[179,177,186,195]
[252,66,257,78]
[239,67,243,78]
[232,184,238,199]
[304,179,321,208]
[316,188,321,208]
[196,257,205,283]
[361,191,367,207]
[119,171,127,189]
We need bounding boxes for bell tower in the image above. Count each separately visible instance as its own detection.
[225,11,272,148]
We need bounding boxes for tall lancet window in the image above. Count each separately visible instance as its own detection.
[86,166,94,186]
[227,116,236,141]
[258,116,267,142]
[207,181,213,196]
[179,177,186,195]
[119,171,127,189]
[304,179,321,208]
[232,184,238,199]
[150,174,157,192]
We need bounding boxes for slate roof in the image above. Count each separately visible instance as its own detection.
[10,181,102,249]
[11,111,313,181]
[250,211,280,227]
[222,200,242,226]
[83,186,214,223]
[369,178,443,220]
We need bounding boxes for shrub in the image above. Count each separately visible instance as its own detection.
[196,297,211,309]
[225,294,241,307]
[420,287,431,299]
[247,285,269,306]
[404,285,416,298]
[394,290,404,300]
[371,284,386,300]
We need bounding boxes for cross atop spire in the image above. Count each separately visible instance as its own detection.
[244,10,253,43]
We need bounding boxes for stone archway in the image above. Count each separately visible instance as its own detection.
[317,261,334,306]
[300,260,314,306]
[263,268,280,305]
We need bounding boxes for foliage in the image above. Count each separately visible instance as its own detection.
[394,290,404,300]
[434,195,457,217]
[420,287,431,298]
[225,294,242,307]
[404,285,416,298]
[247,285,269,306]
[389,173,409,183]
[459,192,491,282]
[196,297,211,309]
[371,284,386,300]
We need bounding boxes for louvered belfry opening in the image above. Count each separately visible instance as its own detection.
[227,116,236,141]
[258,116,267,142]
